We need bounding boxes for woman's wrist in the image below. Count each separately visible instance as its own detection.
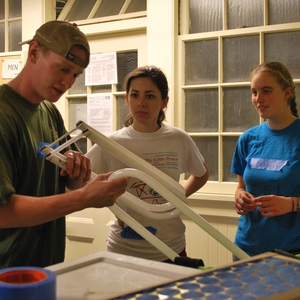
[291,197,300,212]
[296,197,300,213]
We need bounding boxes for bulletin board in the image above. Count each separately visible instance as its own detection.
[0,54,22,85]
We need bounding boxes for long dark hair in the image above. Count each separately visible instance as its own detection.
[250,61,298,118]
[123,65,169,127]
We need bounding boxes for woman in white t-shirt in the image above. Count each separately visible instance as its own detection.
[87,65,209,262]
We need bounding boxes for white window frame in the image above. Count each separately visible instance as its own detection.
[177,0,300,195]
[0,0,22,53]
[57,0,146,25]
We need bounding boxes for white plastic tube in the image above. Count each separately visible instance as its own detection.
[42,148,180,261]
[111,168,184,219]
[76,121,187,202]
[42,121,249,260]
[76,120,249,260]
[42,145,183,220]
[109,205,179,261]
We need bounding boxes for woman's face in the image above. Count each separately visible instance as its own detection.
[126,77,168,132]
[251,71,291,120]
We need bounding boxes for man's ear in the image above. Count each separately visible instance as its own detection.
[28,41,40,63]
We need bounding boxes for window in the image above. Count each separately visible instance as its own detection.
[0,0,22,52]
[58,0,146,23]
[179,0,300,193]
[56,0,68,18]
[58,1,146,153]
[67,51,138,153]
[0,0,70,52]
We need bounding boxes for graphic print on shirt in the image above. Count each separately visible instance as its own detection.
[144,151,179,170]
[130,180,165,204]
[120,180,161,240]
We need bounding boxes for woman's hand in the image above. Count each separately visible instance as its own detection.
[235,175,255,215]
[235,190,256,215]
[254,195,294,217]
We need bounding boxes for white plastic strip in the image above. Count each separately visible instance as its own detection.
[76,121,187,201]
[42,121,249,260]
[42,146,182,220]
[41,149,180,261]
[75,120,249,260]
[109,205,179,261]
[110,168,183,219]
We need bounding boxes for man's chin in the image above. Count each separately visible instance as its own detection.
[47,96,63,103]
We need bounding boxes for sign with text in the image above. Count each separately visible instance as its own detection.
[87,93,113,135]
[2,59,22,78]
[85,52,118,86]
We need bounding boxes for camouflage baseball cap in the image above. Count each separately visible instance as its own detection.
[19,20,90,68]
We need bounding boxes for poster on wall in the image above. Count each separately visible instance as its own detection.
[87,93,113,135]
[2,59,22,78]
[85,52,118,86]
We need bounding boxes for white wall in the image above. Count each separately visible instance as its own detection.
[21,0,56,41]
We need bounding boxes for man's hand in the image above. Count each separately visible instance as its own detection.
[80,173,129,208]
[61,150,91,182]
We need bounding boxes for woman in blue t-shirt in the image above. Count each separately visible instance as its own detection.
[231,61,300,257]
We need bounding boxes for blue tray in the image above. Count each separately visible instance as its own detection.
[119,255,300,300]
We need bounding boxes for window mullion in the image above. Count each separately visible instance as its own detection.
[57,0,75,21]
[120,0,131,14]
[87,0,102,19]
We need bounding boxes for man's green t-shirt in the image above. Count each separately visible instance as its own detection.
[0,84,76,268]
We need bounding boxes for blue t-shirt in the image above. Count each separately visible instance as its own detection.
[231,119,300,256]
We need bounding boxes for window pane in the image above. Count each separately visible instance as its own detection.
[56,1,66,19]
[75,137,88,154]
[65,0,96,22]
[9,20,21,51]
[223,136,239,182]
[126,0,146,13]
[185,40,218,85]
[0,23,4,52]
[227,0,263,29]
[116,51,138,91]
[189,0,222,33]
[68,98,87,128]
[223,87,259,132]
[192,137,218,181]
[8,0,21,18]
[223,35,259,82]
[92,85,112,93]
[94,0,125,18]
[269,0,300,25]
[69,70,86,94]
[185,89,218,132]
[265,32,300,78]
[116,95,128,130]
[0,0,4,19]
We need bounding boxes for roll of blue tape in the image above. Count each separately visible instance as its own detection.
[0,267,56,300]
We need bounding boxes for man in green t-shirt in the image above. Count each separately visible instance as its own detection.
[0,20,128,268]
